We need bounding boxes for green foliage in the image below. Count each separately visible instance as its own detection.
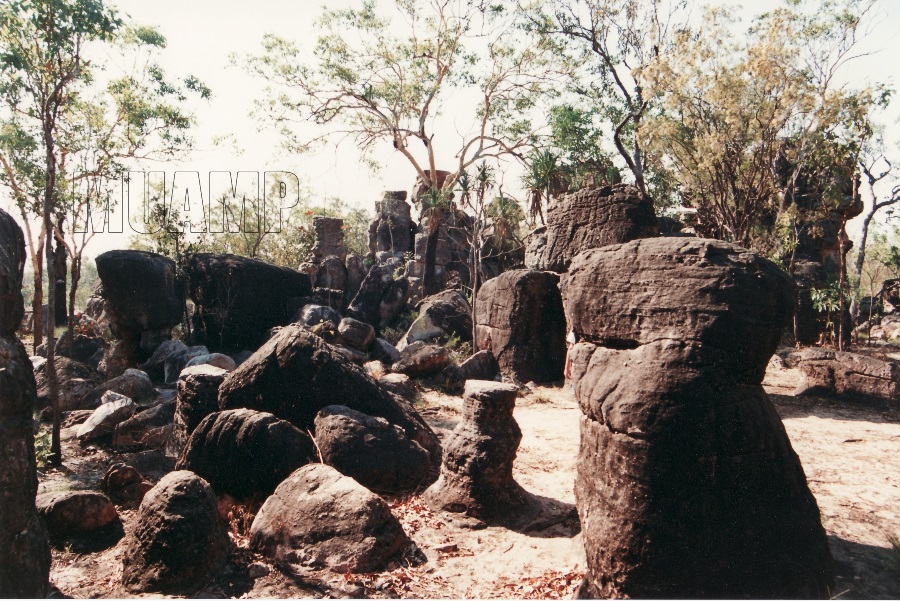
[33,426,52,469]
[444,332,473,366]
[381,309,418,346]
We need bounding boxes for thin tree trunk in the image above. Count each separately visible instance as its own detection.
[43,120,61,465]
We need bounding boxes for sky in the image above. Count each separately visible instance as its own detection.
[4,0,900,256]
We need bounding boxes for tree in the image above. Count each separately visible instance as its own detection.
[241,0,561,197]
[0,0,208,463]
[522,0,687,199]
[854,140,900,285]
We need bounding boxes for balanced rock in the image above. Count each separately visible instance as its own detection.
[474,269,566,383]
[218,324,441,474]
[314,405,432,494]
[250,464,409,573]
[184,253,312,351]
[176,408,315,499]
[168,364,228,457]
[122,471,230,593]
[525,183,657,272]
[561,237,832,598]
[423,381,530,522]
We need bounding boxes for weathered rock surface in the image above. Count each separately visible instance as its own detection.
[95,250,183,352]
[311,216,347,264]
[162,345,209,385]
[392,341,451,378]
[112,400,176,450]
[525,184,658,272]
[314,405,432,494]
[169,364,228,458]
[440,350,500,392]
[791,348,900,407]
[397,289,471,351]
[368,191,415,258]
[218,324,441,475]
[101,463,153,506]
[36,491,120,543]
[561,237,832,598]
[379,373,417,400]
[474,270,567,383]
[34,356,102,411]
[0,209,50,598]
[370,337,401,364]
[338,317,375,351]
[184,352,236,372]
[122,471,230,593]
[250,464,409,573]
[296,303,341,328]
[76,397,137,441]
[346,263,406,328]
[424,381,530,521]
[80,368,152,409]
[184,253,312,351]
[139,339,187,382]
[176,408,315,498]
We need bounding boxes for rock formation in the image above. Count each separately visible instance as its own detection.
[423,381,531,523]
[250,463,410,573]
[368,191,415,260]
[184,252,312,351]
[0,208,51,597]
[791,348,900,408]
[169,364,228,457]
[525,183,658,272]
[311,216,347,264]
[561,237,833,598]
[474,269,567,383]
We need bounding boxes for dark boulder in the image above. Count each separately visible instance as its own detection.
[561,237,832,598]
[79,368,152,409]
[0,208,26,336]
[34,356,102,411]
[440,350,499,392]
[176,408,315,499]
[250,464,410,573]
[474,269,567,384]
[397,289,471,350]
[121,471,230,593]
[101,463,153,506]
[184,253,312,351]
[314,405,432,494]
[169,364,228,458]
[218,324,441,476]
[95,250,183,352]
[524,183,658,272]
[112,400,176,450]
[346,263,401,328]
[338,317,375,351]
[391,341,451,378]
[36,491,121,547]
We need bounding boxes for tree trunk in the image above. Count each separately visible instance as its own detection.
[53,231,67,326]
[68,252,81,350]
[43,122,61,465]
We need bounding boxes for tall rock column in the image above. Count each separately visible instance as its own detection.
[561,237,832,599]
[0,208,51,597]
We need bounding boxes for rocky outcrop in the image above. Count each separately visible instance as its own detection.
[0,208,50,597]
[76,397,136,441]
[561,237,832,598]
[791,348,900,408]
[184,253,312,351]
[368,191,415,260]
[176,408,315,499]
[94,250,183,356]
[314,405,432,495]
[250,464,410,573]
[219,324,441,477]
[474,270,567,384]
[79,368,152,409]
[346,263,409,329]
[424,381,531,522]
[525,184,658,272]
[169,364,228,457]
[121,471,230,593]
[311,216,347,264]
[34,356,102,411]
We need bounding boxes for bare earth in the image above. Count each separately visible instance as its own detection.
[44,358,900,599]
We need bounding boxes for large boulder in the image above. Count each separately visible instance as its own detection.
[791,348,900,408]
[561,237,832,598]
[79,368,152,409]
[95,250,183,352]
[250,464,410,573]
[346,263,404,328]
[121,471,230,593]
[338,317,375,352]
[440,350,499,392]
[218,324,441,475]
[101,463,152,506]
[396,289,472,351]
[423,381,532,522]
[474,270,567,384]
[139,339,188,381]
[168,364,228,457]
[112,400,176,450]
[76,397,137,441]
[33,356,102,411]
[391,341,451,378]
[0,209,50,597]
[184,253,312,351]
[35,491,120,544]
[176,408,315,499]
[525,183,658,272]
[314,405,432,495]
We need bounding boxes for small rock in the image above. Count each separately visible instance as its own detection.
[247,562,270,579]
[76,398,136,441]
[338,317,376,352]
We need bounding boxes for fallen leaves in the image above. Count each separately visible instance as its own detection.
[499,570,584,599]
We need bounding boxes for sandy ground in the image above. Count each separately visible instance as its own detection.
[43,357,900,599]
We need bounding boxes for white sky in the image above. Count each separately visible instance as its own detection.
[5,0,900,255]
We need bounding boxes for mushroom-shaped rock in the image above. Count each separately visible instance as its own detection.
[314,405,431,495]
[218,324,441,477]
[176,408,315,499]
[561,237,832,599]
[474,269,567,384]
[423,381,532,522]
[121,471,230,593]
[250,464,409,573]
